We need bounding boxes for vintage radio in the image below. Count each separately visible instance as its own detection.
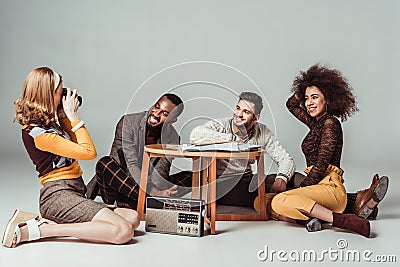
[145,196,204,237]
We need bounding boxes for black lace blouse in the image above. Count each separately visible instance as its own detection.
[286,94,343,186]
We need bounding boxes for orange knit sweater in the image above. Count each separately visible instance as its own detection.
[22,118,97,185]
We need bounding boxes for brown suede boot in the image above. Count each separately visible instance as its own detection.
[332,212,370,238]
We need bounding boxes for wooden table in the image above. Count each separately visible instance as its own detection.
[137,144,267,234]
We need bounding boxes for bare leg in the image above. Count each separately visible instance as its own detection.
[299,203,333,222]
[13,207,136,247]
[114,208,140,230]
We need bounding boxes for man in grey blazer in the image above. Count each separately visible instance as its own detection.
[87,93,191,209]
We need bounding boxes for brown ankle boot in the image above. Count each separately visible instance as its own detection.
[368,207,378,220]
[332,212,370,238]
[354,175,388,219]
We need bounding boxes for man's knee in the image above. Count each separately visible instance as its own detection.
[96,156,113,174]
[95,156,121,179]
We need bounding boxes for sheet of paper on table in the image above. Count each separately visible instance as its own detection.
[181,142,260,152]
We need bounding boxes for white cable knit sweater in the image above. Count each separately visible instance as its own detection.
[189,118,295,181]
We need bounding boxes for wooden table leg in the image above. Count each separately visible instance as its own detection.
[191,157,200,199]
[200,157,213,233]
[201,157,209,214]
[257,153,267,220]
[208,157,217,234]
[137,151,151,221]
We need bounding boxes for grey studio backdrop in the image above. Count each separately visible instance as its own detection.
[1,1,399,199]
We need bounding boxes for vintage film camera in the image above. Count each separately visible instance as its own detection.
[61,88,82,107]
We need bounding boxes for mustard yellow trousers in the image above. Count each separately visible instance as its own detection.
[257,165,347,221]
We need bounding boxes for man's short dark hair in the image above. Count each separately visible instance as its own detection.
[239,92,263,115]
[162,93,184,117]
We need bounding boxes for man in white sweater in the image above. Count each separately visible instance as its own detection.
[190,92,296,206]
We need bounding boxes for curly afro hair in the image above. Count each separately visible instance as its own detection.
[291,64,359,121]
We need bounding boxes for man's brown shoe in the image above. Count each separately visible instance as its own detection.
[116,202,134,209]
[354,175,388,219]
[368,207,379,220]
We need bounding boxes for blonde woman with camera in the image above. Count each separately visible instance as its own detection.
[2,66,139,248]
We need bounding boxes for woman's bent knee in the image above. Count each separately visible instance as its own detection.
[112,221,133,244]
[131,211,140,230]
[114,208,140,229]
[125,209,140,230]
[93,208,134,244]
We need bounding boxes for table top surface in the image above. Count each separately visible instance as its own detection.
[144,144,263,159]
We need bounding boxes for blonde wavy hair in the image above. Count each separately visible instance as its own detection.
[14,67,59,127]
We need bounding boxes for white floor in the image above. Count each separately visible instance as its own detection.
[1,156,399,267]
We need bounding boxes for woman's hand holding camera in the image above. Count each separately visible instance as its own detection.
[62,88,81,122]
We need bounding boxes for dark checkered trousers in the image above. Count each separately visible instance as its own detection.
[95,156,192,209]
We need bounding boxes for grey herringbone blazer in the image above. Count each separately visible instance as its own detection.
[110,111,180,189]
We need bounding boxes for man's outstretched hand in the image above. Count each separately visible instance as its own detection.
[149,185,178,197]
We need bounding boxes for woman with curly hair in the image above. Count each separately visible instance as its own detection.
[2,66,139,248]
[270,64,381,237]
